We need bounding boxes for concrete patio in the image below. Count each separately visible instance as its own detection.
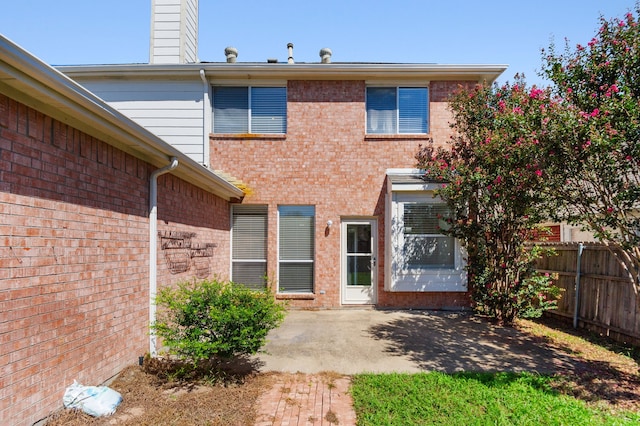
[253,309,586,375]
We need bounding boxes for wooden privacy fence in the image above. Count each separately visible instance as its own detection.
[534,242,640,346]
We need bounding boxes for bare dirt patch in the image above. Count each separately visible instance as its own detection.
[44,358,277,426]
[516,316,640,414]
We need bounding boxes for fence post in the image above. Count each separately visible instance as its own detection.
[573,243,584,329]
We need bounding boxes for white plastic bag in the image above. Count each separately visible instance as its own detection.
[63,380,122,417]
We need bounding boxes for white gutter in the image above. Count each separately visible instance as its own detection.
[149,156,179,357]
[59,62,509,83]
[199,69,211,166]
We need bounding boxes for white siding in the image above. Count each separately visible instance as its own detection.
[150,0,198,64]
[81,80,207,164]
[184,0,198,63]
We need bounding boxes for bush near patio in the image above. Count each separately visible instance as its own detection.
[152,278,286,365]
[416,77,564,324]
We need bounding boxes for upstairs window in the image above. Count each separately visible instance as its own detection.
[213,86,286,134]
[366,87,428,134]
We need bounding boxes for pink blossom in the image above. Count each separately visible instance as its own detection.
[607,207,614,213]
[495,175,502,184]
[513,106,523,115]
[535,170,543,177]
[529,88,544,99]
[590,109,600,117]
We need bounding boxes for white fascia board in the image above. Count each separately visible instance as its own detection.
[58,62,508,84]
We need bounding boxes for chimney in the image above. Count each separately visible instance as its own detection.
[150,0,199,64]
[319,48,332,64]
[225,47,238,63]
[287,43,294,64]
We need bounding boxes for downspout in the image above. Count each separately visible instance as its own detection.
[573,243,584,329]
[149,156,178,357]
[200,69,211,167]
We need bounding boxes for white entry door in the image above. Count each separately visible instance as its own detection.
[341,220,377,304]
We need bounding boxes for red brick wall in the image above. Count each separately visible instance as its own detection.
[210,80,474,310]
[0,94,230,425]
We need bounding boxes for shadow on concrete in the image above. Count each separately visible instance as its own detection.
[257,309,597,375]
[366,310,585,374]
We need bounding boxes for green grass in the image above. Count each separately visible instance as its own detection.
[351,372,640,426]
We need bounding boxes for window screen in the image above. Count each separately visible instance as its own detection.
[213,86,286,134]
[278,205,315,293]
[366,87,428,134]
[403,203,454,269]
[232,205,267,290]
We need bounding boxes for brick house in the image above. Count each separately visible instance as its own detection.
[0,35,243,425]
[59,0,508,311]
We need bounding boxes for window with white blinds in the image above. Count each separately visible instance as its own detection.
[232,205,267,290]
[278,205,315,293]
[366,87,428,134]
[213,86,286,134]
[402,203,455,269]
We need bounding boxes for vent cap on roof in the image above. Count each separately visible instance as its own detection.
[319,48,332,63]
[225,47,238,63]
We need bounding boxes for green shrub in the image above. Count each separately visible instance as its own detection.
[152,278,286,364]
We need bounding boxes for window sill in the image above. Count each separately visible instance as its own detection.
[365,134,432,141]
[210,133,286,140]
[276,293,316,300]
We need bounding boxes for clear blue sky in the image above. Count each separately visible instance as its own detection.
[0,1,635,87]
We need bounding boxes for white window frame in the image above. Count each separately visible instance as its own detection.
[385,171,467,292]
[366,86,429,135]
[277,205,315,294]
[213,86,287,134]
[231,205,268,290]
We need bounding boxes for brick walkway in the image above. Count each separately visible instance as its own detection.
[254,373,357,426]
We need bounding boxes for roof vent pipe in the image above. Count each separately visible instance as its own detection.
[225,46,238,63]
[320,47,332,64]
[287,43,294,64]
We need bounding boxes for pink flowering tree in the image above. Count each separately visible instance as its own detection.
[542,7,640,294]
[416,77,563,324]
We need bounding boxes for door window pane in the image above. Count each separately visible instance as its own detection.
[347,224,371,254]
[347,256,372,286]
[346,223,372,286]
